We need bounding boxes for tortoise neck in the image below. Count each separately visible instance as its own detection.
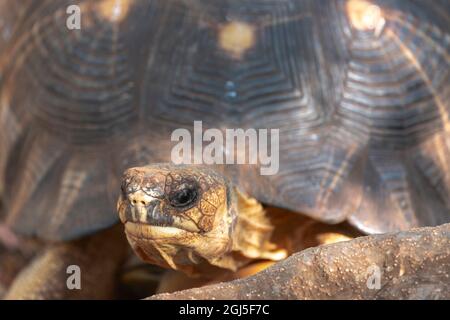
[230,188,275,259]
[201,187,287,273]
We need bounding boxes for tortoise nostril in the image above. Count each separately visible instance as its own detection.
[129,198,148,206]
[128,192,152,208]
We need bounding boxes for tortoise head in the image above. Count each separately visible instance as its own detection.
[117,164,282,275]
[117,164,239,275]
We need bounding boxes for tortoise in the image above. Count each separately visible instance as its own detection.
[0,0,449,298]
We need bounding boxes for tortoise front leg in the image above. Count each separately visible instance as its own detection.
[4,224,127,300]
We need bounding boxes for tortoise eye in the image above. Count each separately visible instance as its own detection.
[169,187,198,208]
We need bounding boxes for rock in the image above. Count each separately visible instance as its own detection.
[149,223,450,300]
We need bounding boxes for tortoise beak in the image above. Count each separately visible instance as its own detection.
[117,184,202,233]
[119,190,175,227]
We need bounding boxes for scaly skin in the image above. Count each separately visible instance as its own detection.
[4,225,128,300]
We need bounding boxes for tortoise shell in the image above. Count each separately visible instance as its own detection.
[0,0,449,240]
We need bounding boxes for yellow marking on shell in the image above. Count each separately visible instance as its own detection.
[50,168,88,229]
[346,0,385,35]
[386,29,450,133]
[389,15,450,65]
[432,135,450,188]
[97,0,132,22]
[317,144,358,208]
[218,22,256,59]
